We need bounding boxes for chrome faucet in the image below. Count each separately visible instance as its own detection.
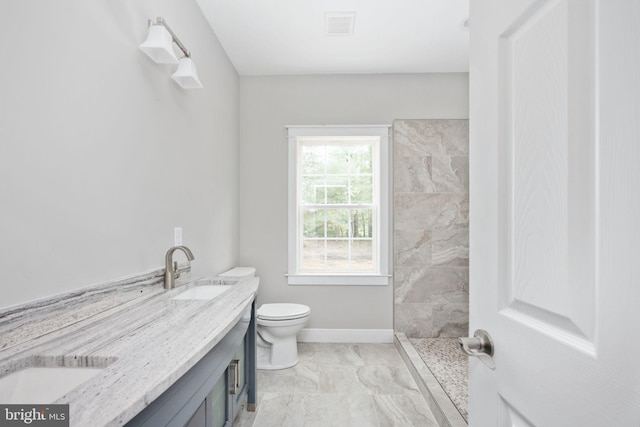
[164,245,195,290]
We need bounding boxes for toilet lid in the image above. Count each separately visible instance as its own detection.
[257,303,310,321]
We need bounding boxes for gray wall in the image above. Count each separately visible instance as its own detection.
[0,0,239,308]
[238,74,469,330]
[393,120,469,338]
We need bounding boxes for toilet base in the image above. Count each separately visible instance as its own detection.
[257,335,300,370]
[257,358,299,370]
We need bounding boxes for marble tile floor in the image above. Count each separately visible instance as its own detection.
[408,338,468,421]
[233,343,439,427]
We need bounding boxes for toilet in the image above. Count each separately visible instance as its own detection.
[218,267,311,370]
[256,303,310,370]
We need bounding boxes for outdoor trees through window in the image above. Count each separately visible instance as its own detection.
[288,125,389,285]
[299,140,377,272]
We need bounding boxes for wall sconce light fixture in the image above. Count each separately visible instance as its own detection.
[139,17,203,89]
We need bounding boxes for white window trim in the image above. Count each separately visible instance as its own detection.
[287,125,390,286]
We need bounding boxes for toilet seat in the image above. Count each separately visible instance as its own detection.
[258,303,310,321]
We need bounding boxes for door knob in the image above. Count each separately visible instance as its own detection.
[458,329,495,370]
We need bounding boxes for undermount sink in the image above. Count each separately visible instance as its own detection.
[0,366,104,404]
[172,285,233,300]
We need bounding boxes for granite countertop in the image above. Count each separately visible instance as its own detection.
[0,272,259,427]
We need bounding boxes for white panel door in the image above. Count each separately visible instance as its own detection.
[469,0,640,425]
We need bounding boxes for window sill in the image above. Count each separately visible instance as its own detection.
[286,274,390,286]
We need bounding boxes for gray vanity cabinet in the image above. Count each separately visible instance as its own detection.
[125,301,257,427]
[183,372,226,427]
[184,334,251,427]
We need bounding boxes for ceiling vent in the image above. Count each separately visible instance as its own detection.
[325,12,356,36]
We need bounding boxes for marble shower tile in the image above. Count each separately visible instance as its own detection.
[394,122,442,157]
[431,229,469,266]
[373,394,439,427]
[431,303,469,337]
[394,155,468,193]
[394,303,433,338]
[394,193,469,230]
[431,156,469,193]
[392,118,470,341]
[394,156,436,193]
[394,229,431,267]
[394,119,469,157]
[394,267,469,304]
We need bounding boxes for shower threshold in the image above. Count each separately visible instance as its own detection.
[395,333,468,427]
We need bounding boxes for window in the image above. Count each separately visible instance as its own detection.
[287,125,390,285]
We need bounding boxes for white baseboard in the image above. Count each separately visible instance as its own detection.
[297,328,394,343]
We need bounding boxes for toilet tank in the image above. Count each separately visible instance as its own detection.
[219,267,256,280]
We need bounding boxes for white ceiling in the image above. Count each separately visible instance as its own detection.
[196,0,469,76]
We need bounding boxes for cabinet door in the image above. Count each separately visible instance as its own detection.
[229,333,249,420]
[184,401,206,427]
[234,339,246,396]
[208,373,228,427]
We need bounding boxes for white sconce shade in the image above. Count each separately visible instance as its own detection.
[140,17,202,89]
[139,24,179,64]
[171,57,203,89]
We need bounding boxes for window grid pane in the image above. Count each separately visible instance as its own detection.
[299,208,376,272]
[298,139,378,274]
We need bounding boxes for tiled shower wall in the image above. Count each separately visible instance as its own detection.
[393,119,469,338]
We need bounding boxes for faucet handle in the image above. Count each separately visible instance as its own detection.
[174,261,180,278]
